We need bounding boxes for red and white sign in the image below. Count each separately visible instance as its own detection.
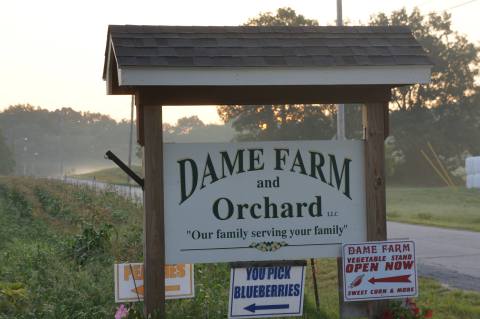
[342,240,417,301]
[114,263,195,302]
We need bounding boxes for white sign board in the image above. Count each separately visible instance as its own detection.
[114,263,194,302]
[164,140,366,263]
[228,265,306,318]
[342,240,418,301]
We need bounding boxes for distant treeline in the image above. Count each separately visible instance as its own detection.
[0,105,234,177]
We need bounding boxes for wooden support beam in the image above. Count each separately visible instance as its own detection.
[363,102,388,318]
[364,103,387,241]
[142,104,165,317]
[135,92,145,145]
[137,85,392,106]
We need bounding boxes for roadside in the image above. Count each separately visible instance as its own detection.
[68,176,480,293]
[387,186,480,232]
[75,168,480,232]
[388,221,480,292]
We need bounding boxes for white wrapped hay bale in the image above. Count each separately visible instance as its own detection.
[466,157,475,175]
[474,174,480,189]
[466,174,474,189]
[475,157,480,174]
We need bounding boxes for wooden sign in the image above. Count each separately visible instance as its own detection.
[164,140,367,263]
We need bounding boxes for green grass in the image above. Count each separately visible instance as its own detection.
[387,187,480,232]
[73,165,143,186]
[1,177,479,318]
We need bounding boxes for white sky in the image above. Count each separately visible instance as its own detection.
[1,0,479,124]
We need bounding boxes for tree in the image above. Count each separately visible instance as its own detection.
[370,8,478,111]
[0,128,15,175]
[245,7,318,26]
[369,8,480,184]
[0,104,134,176]
[217,8,337,141]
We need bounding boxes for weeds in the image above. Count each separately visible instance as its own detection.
[1,178,479,318]
[71,223,113,266]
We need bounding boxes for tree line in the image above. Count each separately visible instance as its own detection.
[0,105,234,177]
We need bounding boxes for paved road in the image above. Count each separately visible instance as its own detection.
[388,221,480,291]
[62,178,480,291]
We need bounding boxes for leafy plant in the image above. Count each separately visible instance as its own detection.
[71,223,113,266]
[381,299,433,319]
[0,282,28,315]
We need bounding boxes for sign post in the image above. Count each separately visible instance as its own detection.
[142,104,166,316]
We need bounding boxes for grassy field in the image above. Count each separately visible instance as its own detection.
[1,177,479,318]
[73,165,143,186]
[387,187,480,232]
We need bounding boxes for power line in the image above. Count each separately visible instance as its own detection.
[447,0,479,10]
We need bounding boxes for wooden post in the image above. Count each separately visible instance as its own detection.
[363,102,388,318]
[142,103,166,317]
[337,257,369,318]
[337,101,389,319]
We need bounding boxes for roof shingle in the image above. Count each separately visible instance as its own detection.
[105,25,432,72]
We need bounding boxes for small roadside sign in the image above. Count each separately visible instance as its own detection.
[114,263,194,302]
[228,264,305,318]
[342,240,418,302]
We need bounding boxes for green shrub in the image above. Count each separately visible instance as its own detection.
[71,223,113,266]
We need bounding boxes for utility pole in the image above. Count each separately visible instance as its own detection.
[336,0,346,140]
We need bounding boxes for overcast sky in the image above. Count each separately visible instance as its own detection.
[1,0,479,124]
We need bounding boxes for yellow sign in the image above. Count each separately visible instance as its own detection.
[114,263,194,302]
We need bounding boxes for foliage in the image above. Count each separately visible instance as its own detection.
[382,298,433,319]
[369,8,480,185]
[71,223,113,266]
[0,104,136,177]
[0,177,141,318]
[1,177,480,318]
[0,282,28,315]
[370,8,478,111]
[219,7,480,186]
[163,116,235,143]
[245,7,318,26]
[0,106,234,177]
[218,8,337,142]
[218,104,337,141]
[0,128,15,175]
[385,136,406,178]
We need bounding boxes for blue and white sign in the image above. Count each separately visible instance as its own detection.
[228,265,306,318]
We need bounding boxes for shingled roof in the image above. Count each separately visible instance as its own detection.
[105,25,431,71]
[103,25,432,93]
